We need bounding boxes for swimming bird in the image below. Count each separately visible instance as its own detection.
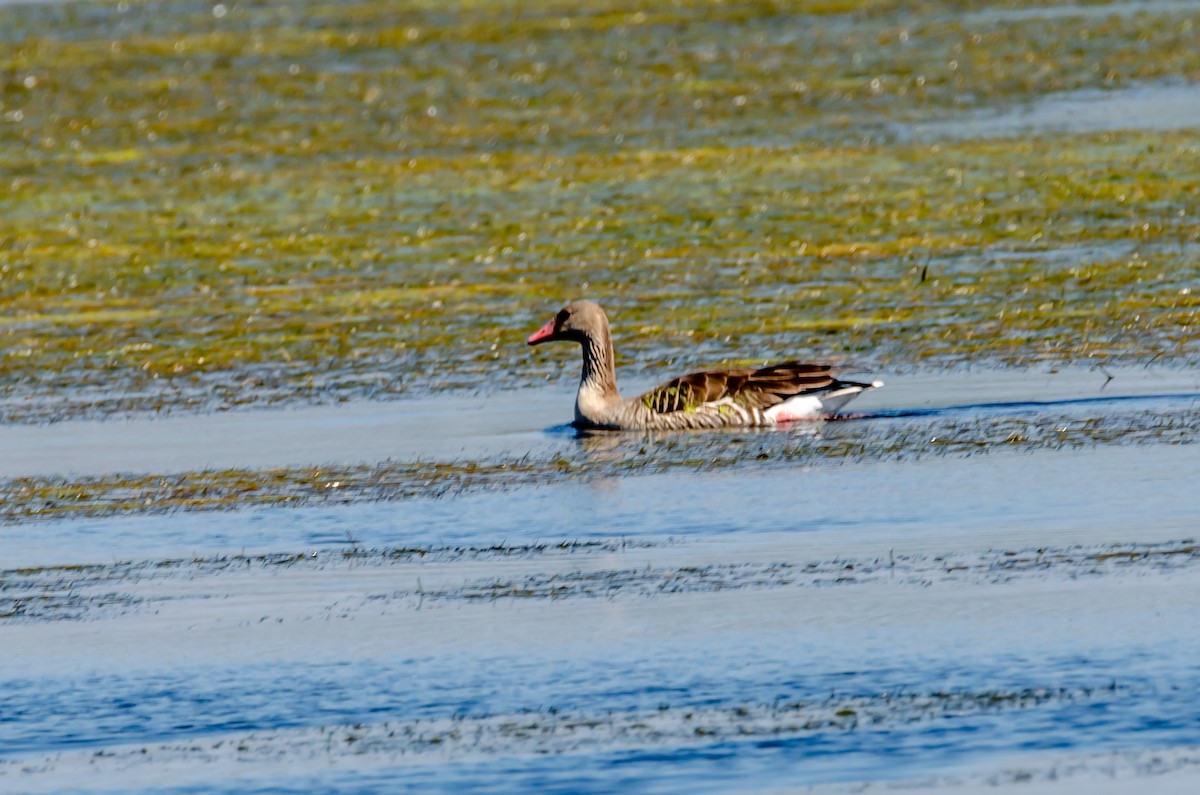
[527,300,882,431]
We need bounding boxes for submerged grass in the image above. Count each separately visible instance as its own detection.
[3,401,1195,523]
[7,527,1196,622]
[1,0,1198,422]
[0,683,1129,768]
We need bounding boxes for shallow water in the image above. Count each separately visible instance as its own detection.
[897,82,1200,140]
[3,367,1200,793]
[3,365,1195,479]
[4,435,1199,569]
[962,0,1200,24]
[2,0,1200,787]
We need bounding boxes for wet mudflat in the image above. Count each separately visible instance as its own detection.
[2,0,1200,792]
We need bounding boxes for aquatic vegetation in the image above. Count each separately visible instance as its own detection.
[4,8,1199,791]
[7,511,1196,621]
[0,682,1131,772]
[1,0,1197,422]
[0,538,643,621]
[3,400,1195,523]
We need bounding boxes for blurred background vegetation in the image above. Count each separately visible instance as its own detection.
[1,0,1196,422]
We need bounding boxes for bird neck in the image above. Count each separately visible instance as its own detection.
[580,330,619,400]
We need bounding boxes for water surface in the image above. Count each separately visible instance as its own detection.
[3,369,1199,793]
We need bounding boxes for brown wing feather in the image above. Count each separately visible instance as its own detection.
[639,361,837,414]
[736,362,837,411]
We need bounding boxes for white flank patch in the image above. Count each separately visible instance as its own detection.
[763,394,826,422]
[765,384,876,422]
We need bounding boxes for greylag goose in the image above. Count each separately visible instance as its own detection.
[528,300,882,431]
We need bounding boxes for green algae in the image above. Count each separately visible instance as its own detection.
[0,0,1197,422]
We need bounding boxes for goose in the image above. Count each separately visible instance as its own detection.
[527,300,882,430]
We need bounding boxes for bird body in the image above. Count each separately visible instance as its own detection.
[528,300,881,431]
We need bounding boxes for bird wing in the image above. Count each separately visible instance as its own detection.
[638,361,837,414]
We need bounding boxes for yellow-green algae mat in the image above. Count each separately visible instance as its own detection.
[1,0,1197,517]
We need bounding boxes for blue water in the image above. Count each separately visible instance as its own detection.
[6,436,1198,568]
[5,652,1194,757]
[6,641,1200,792]
[3,379,1200,792]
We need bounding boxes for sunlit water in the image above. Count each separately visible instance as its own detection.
[2,365,1193,479]
[3,0,1199,788]
[896,82,1200,141]
[3,369,1200,793]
